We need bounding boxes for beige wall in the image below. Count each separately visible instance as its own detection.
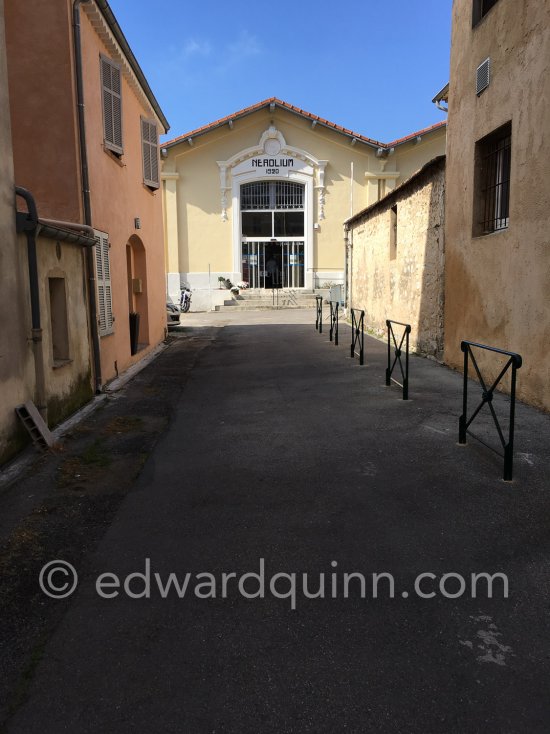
[162,106,445,309]
[0,0,34,462]
[348,159,446,359]
[445,0,550,410]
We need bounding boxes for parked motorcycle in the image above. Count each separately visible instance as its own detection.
[179,284,192,313]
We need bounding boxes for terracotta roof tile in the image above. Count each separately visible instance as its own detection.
[162,97,446,150]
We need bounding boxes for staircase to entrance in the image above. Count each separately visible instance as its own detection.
[214,289,318,312]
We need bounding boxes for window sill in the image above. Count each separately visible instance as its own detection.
[143,182,159,195]
[103,145,126,167]
[472,226,509,240]
[52,358,73,370]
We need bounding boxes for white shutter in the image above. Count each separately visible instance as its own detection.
[94,230,114,336]
[141,117,159,188]
[101,55,123,155]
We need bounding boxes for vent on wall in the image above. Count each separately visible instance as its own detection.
[476,58,491,95]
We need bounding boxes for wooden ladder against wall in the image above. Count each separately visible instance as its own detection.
[15,401,55,452]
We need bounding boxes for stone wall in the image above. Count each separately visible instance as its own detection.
[348,157,445,360]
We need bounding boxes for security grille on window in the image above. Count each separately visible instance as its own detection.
[241,182,304,210]
[94,230,114,335]
[100,56,123,155]
[475,122,511,235]
[141,117,159,188]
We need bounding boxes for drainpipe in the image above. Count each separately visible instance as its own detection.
[15,187,48,422]
[73,0,102,394]
[344,224,351,311]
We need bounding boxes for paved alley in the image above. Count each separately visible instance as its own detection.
[2,309,550,733]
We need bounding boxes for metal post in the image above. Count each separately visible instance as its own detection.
[385,321,391,387]
[403,328,409,400]
[504,360,518,481]
[459,344,468,444]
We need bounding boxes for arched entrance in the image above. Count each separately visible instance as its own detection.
[125,235,149,353]
[240,181,305,288]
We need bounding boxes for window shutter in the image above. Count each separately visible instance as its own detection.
[94,230,114,336]
[141,117,159,188]
[101,56,123,155]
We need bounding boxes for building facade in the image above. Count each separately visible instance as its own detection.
[162,99,446,311]
[346,156,446,360]
[5,0,169,389]
[1,0,95,463]
[444,0,550,410]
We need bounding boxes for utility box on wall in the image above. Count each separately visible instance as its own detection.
[132,278,143,294]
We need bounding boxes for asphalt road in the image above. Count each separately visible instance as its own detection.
[6,311,550,733]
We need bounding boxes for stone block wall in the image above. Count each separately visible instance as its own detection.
[347,157,445,360]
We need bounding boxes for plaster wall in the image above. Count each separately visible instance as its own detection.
[73,7,167,383]
[0,0,34,462]
[445,0,550,410]
[349,160,445,359]
[4,0,82,222]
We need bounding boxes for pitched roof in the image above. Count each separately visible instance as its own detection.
[162,97,446,150]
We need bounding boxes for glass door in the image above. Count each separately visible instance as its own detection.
[281,241,304,288]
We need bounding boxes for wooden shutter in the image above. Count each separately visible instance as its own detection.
[94,230,114,336]
[101,55,123,155]
[141,117,159,188]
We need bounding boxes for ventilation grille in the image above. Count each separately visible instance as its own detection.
[476,58,491,95]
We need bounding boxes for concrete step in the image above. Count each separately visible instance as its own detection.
[214,304,315,312]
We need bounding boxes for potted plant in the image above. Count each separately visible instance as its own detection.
[230,285,240,296]
[217,276,226,289]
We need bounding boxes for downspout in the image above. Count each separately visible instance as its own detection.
[15,187,47,422]
[344,224,351,312]
[73,0,102,393]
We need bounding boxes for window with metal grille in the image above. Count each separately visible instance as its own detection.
[473,0,500,27]
[474,122,511,235]
[241,182,304,210]
[141,117,159,188]
[100,55,123,155]
[94,230,114,335]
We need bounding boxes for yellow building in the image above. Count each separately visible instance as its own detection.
[161,98,446,310]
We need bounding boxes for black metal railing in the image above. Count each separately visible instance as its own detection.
[459,340,522,481]
[329,301,339,345]
[386,320,411,400]
[350,309,365,365]
[315,296,323,333]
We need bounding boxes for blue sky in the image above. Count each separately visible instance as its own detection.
[108,0,452,143]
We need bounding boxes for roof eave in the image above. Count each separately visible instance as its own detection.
[95,0,169,132]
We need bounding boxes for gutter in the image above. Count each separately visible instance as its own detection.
[14,187,95,423]
[73,0,102,393]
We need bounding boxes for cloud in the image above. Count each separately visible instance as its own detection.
[183,38,212,58]
[227,31,261,60]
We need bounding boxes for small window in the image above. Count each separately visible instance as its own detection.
[390,205,397,260]
[473,0,500,27]
[141,117,159,188]
[48,277,70,363]
[101,55,123,155]
[94,230,114,335]
[473,122,511,235]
